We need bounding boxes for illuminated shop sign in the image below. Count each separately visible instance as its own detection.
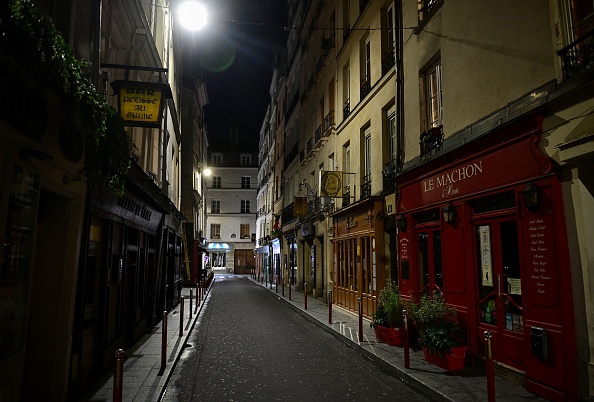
[110,80,173,128]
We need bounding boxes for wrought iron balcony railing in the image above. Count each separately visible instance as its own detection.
[360,174,371,199]
[558,29,594,80]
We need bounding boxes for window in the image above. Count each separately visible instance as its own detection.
[210,224,221,239]
[382,5,396,75]
[361,38,371,99]
[342,0,351,40]
[211,199,220,214]
[416,0,444,30]
[241,200,250,213]
[343,63,351,118]
[385,104,396,164]
[240,224,250,239]
[558,0,594,79]
[241,176,251,189]
[426,61,443,129]
[212,176,221,188]
[362,127,372,198]
[240,154,252,166]
[212,153,222,166]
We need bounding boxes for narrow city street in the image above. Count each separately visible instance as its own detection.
[160,276,431,402]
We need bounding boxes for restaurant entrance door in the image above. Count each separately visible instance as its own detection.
[475,217,525,371]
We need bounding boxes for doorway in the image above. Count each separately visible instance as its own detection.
[417,228,443,297]
[475,218,525,370]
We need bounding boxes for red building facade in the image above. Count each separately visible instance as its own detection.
[396,114,577,401]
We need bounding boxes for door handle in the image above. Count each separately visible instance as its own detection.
[497,273,502,300]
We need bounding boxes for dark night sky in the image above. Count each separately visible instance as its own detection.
[194,1,288,146]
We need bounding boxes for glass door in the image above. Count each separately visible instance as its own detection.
[417,229,443,297]
[476,219,525,368]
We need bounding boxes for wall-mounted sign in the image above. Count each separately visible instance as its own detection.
[319,171,343,197]
[294,196,308,217]
[110,80,173,128]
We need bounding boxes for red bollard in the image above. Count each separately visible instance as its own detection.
[328,289,333,324]
[358,297,363,342]
[485,331,496,402]
[289,279,292,300]
[403,309,410,369]
[282,277,285,297]
[113,349,125,402]
[304,283,308,310]
[180,296,184,337]
[189,289,193,318]
[160,311,167,373]
[195,284,199,312]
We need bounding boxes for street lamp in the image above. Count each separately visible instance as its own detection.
[178,2,207,31]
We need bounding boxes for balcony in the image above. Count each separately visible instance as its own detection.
[314,124,325,147]
[420,125,443,157]
[323,110,335,134]
[343,186,351,207]
[382,45,395,76]
[558,29,594,80]
[343,98,351,119]
[360,174,371,199]
[382,160,396,193]
[360,76,371,100]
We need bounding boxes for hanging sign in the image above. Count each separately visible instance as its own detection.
[319,171,343,197]
[110,80,173,128]
[293,196,308,217]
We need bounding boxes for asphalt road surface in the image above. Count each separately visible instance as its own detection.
[161,275,431,402]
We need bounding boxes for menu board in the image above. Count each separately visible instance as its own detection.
[524,214,558,307]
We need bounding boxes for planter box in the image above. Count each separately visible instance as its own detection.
[373,325,403,346]
[423,346,467,371]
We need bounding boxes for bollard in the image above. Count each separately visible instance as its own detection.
[289,279,292,300]
[328,289,333,324]
[113,349,125,402]
[160,311,167,373]
[180,296,184,337]
[275,275,278,293]
[304,283,308,310]
[358,297,363,342]
[199,281,202,304]
[282,277,285,297]
[195,284,199,312]
[403,309,410,369]
[485,330,496,402]
[189,289,193,318]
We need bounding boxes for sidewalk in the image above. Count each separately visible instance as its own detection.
[82,281,213,402]
[84,275,548,402]
[251,276,548,402]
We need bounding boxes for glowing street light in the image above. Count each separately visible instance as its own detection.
[203,168,212,176]
[179,2,207,31]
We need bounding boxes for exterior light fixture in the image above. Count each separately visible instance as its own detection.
[365,211,373,224]
[396,214,407,231]
[179,2,207,31]
[443,203,455,224]
[522,183,539,212]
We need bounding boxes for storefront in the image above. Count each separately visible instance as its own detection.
[396,114,577,401]
[330,197,389,318]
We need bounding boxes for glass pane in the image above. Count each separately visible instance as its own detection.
[0,164,40,359]
[432,231,443,290]
[477,225,497,326]
[500,221,523,332]
[418,232,429,294]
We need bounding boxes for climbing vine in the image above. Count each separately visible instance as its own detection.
[0,0,132,195]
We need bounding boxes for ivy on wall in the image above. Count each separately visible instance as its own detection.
[0,0,132,195]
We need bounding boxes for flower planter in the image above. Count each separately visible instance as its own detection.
[423,346,467,371]
[373,325,403,346]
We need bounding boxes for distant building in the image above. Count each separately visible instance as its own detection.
[206,127,257,274]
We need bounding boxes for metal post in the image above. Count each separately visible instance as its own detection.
[328,289,333,324]
[179,296,184,337]
[195,284,199,312]
[304,283,308,310]
[403,309,410,368]
[189,289,193,318]
[282,275,285,297]
[160,311,167,373]
[485,330,496,402]
[358,297,363,342]
[289,278,292,300]
[113,349,125,402]
[199,280,202,304]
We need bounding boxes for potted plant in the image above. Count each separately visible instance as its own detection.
[413,293,467,371]
[370,284,404,346]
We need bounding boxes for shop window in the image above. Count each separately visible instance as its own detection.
[415,0,444,33]
[471,192,515,214]
[414,208,440,224]
[240,224,250,239]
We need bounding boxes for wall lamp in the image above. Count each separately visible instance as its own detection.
[443,203,455,225]
[396,214,407,231]
[365,210,373,224]
[522,183,539,212]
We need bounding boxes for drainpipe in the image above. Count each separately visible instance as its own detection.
[395,0,404,171]
[92,0,102,88]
